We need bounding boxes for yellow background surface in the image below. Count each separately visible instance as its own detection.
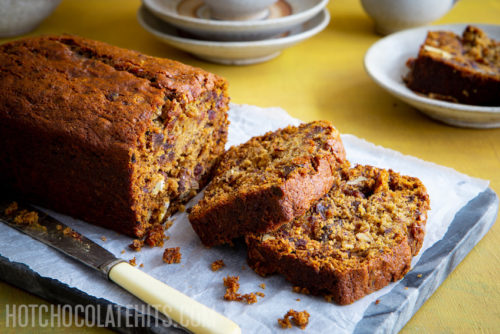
[1,0,499,333]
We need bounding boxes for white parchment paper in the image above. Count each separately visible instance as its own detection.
[0,104,489,333]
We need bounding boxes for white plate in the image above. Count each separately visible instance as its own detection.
[137,5,330,65]
[364,23,500,128]
[142,0,328,41]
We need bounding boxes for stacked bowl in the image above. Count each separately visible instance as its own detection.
[138,0,330,65]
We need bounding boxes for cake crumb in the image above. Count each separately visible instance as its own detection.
[223,276,261,304]
[62,226,81,239]
[129,257,137,266]
[256,292,265,297]
[4,201,18,216]
[278,309,310,330]
[324,295,333,303]
[100,236,107,242]
[259,283,266,289]
[139,263,144,268]
[292,286,310,295]
[120,250,125,254]
[375,299,380,305]
[163,247,181,264]
[11,208,46,231]
[296,298,301,302]
[417,274,422,278]
[211,259,225,272]
[13,210,39,225]
[278,316,292,329]
[129,239,144,251]
[164,220,174,230]
[145,224,166,247]
[178,204,186,212]
[405,287,409,290]
[223,276,240,300]
[242,293,257,304]
[56,224,62,231]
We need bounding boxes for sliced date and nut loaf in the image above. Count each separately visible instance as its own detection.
[0,35,229,237]
[246,165,430,305]
[188,121,348,247]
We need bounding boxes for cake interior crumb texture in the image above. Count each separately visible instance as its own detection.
[246,165,430,305]
[0,35,229,237]
[188,121,348,246]
[405,25,500,106]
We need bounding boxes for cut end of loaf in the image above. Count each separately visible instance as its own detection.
[129,85,229,237]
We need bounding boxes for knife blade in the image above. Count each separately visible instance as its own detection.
[0,199,241,334]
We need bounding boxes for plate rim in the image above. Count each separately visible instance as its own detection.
[137,5,330,49]
[142,0,329,30]
[364,23,500,117]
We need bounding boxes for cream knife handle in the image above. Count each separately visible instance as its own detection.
[108,262,241,334]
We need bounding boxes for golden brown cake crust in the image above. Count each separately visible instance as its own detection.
[188,121,348,247]
[0,35,229,237]
[404,25,500,106]
[246,165,430,305]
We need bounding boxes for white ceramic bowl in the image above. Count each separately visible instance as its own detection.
[203,0,277,21]
[142,0,329,41]
[0,0,61,38]
[360,0,456,35]
[137,5,330,65]
[364,23,500,128]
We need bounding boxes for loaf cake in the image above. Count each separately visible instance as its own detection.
[0,35,229,237]
[246,165,430,305]
[404,25,500,106]
[188,121,348,247]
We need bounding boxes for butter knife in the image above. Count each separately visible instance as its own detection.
[0,199,241,334]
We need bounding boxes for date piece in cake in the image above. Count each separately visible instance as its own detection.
[188,121,348,247]
[246,165,430,305]
[0,35,229,237]
[404,25,500,106]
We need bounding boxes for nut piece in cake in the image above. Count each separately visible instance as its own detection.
[246,165,430,305]
[404,25,500,106]
[189,121,348,247]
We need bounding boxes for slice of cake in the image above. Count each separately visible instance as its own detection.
[188,121,348,247]
[404,25,500,106]
[0,35,229,237]
[246,165,430,305]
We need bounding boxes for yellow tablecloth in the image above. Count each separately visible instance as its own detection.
[1,0,499,333]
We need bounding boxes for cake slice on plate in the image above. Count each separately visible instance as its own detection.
[404,25,500,106]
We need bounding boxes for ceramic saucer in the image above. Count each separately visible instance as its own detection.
[138,5,330,65]
[364,23,500,128]
[142,0,328,41]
